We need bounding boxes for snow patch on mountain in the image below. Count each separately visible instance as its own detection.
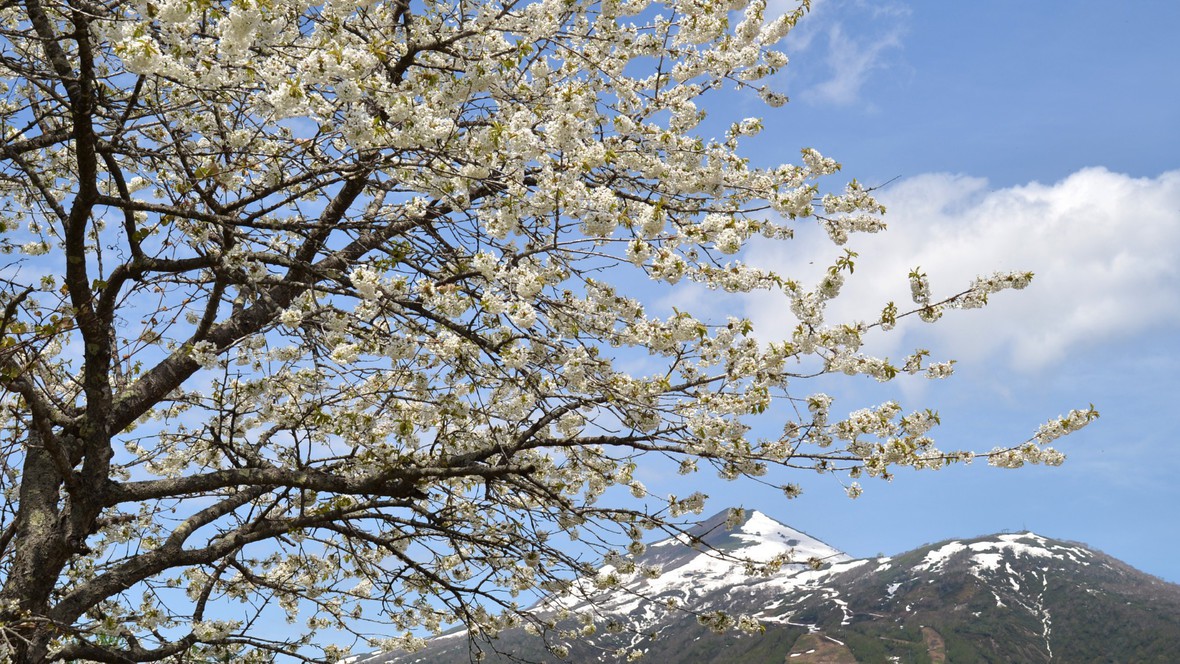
[915,532,1092,576]
[541,509,853,626]
[972,552,1004,571]
[622,510,850,592]
[914,541,967,572]
[732,511,847,563]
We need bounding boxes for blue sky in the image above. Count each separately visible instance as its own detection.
[639,0,1180,583]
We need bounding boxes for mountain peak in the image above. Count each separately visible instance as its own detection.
[638,508,850,579]
[695,508,846,560]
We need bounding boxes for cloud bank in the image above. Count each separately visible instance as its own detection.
[745,168,1180,371]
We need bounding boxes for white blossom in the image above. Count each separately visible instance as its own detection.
[330,343,361,365]
[188,341,220,369]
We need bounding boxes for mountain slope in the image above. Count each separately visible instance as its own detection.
[353,510,1180,663]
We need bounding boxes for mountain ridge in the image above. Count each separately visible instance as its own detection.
[352,509,1180,663]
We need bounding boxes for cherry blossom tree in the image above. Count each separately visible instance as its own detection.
[0,0,1096,661]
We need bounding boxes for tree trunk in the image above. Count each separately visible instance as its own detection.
[1,430,69,663]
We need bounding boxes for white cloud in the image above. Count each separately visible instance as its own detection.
[805,23,903,106]
[745,168,1180,371]
[772,0,909,107]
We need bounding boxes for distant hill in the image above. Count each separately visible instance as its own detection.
[349,509,1180,663]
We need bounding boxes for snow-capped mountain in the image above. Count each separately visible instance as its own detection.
[543,509,850,616]
[354,509,1180,663]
